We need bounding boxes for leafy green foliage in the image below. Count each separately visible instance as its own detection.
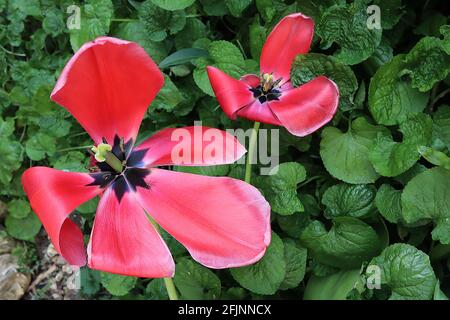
[401,167,450,244]
[304,269,363,300]
[321,183,376,218]
[174,258,221,299]
[317,0,382,65]
[256,162,306,215]
[369,55,429,125]
[100,272,137,296]
[300,217,382,269]
[320,117,389,184]
[291,53,358,111]
[369,113,433,176]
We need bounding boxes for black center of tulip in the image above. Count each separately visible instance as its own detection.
[250,85,282,104]
[87,135,150,202]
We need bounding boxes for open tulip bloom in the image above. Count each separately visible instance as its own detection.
[207,13,340,137]
[22,37,271,278]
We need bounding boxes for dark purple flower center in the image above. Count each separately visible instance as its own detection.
[88,135,150,202]
[249,85,282,104]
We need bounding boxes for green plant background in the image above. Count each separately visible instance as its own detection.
[0,0,449,300]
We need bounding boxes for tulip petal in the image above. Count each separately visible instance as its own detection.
[260,13,314,83]
[88,187,174,278]
[132,126,246,167]
[269,76,339,137]
[237,100,282,126]
[22,167,102,266]
[206,66,255,119]
[135,169,271,269]
[51,37,164,145]
[240,74,260,87]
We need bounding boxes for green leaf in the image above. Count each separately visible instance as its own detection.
[174,164,230,176]
[280,241,307,290]
[25,132,56,161]
[321,183,376,219]
[139,1,186,42]
[80,268,101,296]
[151,75,183,112]
[116,21,168,64]
[5,213,41,241]
[159,48,208,69]
[369,113,433,177]
[300,217,382,269]
[100,272,137,296]
[401,167,450,244]
[414,12,448,37]
[363,39,394,75]
[174,258,221,299]
[42,8,65,37]
[199,0,229,16]
[230,232,286,295]
[194,40,246,96]
[259,162,306,215]
[434,281,448,300]
[291,53,358,111]
[225,0,252,17]
[403,35,450,92]
[52,151,88,172]
[304,269,363,300]
[368,243,436,300]
[7,199,31,219]
[174,19,207,50]
[77,197,99,215]
[277,212,311,238]
[320,117,389,184]
[145,278,169,300]
[151,0,195,11]
[433,105,450,149]
[318,1,382,65]
[0,119,23,185]
[249,17,266,61]
[418,146,450,170]
[375,184,403,224]
[69,0,113,51]
[373,0,404,30]
[369,55,429,125]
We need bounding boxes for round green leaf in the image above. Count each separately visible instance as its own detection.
[5,212,41,241]
[100,272,137,296]
[368,243,437,300]
[174,258,221,299]
[401,167,450,244]
[230,232,286,295]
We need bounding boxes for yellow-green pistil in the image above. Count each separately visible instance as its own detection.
[91,143,124,173]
